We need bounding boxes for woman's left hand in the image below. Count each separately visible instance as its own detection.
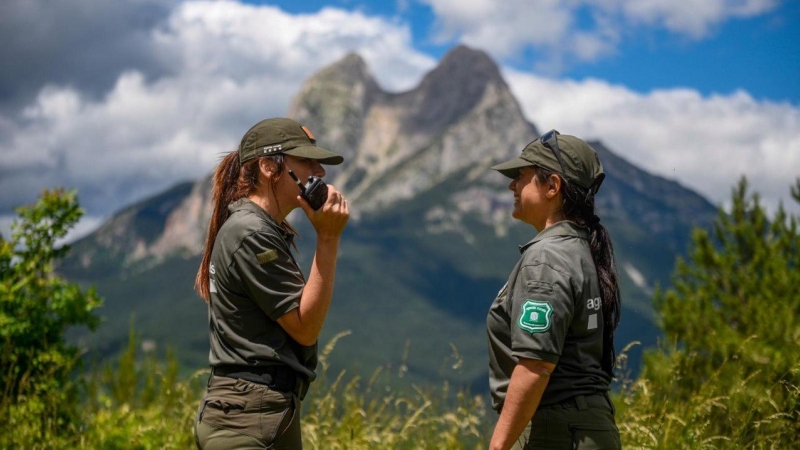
[297,184,349,240]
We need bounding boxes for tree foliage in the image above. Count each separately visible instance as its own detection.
[0,189,102,444]
[617,177,800,448]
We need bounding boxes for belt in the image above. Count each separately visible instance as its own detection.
[565,393,615,414]
[212,364,310,400]
[538,392,614,412]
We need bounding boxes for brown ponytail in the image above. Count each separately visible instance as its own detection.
[533,166,621,376]
[195,151,258,301]
[195,152,293,301]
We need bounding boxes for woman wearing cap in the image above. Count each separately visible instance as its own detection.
[486,130,621,449]
[193,117,349,449]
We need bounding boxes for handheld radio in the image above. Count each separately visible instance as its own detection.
[288,170,328,211]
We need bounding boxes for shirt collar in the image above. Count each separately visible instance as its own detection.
[518,220,589,254]
[228,198,296,242]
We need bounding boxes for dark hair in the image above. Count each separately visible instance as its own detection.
[194,151,288,302]
[532,166,621,376]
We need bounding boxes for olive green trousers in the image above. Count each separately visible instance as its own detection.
[511,393,620,450]
[194,375,302,449]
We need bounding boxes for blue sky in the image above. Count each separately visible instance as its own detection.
[258,0,799,103]
[0,0,798,240]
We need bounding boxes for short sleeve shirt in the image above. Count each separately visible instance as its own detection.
[487,221,611,411]
[207,198,317,381]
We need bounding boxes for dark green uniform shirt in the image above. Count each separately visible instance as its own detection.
[207,198,317,381]
[487,221,610,411]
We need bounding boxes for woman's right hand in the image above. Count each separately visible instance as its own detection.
[297,184,349,239]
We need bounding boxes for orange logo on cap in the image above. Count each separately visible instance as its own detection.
[301,126,315,141]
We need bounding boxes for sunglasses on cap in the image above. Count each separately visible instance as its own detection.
[540,129,567,175]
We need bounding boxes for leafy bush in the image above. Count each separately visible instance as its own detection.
[0,189,102,448]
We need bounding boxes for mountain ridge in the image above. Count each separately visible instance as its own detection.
[60,46,718,388]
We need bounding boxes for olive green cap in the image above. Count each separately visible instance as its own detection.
[491,133,605,192]
[238,117,344,165]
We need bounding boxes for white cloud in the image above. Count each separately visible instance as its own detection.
[0,1,434,219]
[504,69,800,213]
[1,0,794,242]
[421,0,778,65]
[423,0,576,58]
[590,0,778,38]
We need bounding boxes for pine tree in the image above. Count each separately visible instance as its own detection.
[618,178,800,448]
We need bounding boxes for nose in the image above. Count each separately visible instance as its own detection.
[312,160,325,178]
[508,179,516,191]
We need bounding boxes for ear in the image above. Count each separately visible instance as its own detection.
[258,158,280,179]
[546,174,562,199]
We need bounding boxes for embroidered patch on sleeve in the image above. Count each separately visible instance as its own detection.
[256,249,278,265]
[518,300,553,333]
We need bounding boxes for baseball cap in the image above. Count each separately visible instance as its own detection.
[491,130,605,192]
[238,118,344,165]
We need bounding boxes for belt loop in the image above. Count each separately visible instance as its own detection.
[574,395,589,411]
[604,393,616,415]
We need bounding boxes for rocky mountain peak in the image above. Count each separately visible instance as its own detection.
[288,52,381,163]
[420,45,504,90]
[313,52,375,86]
[409,45,508,133]
[284,45,534,210]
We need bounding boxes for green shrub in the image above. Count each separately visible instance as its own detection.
[0,189,102,448]
[615,178,800,449]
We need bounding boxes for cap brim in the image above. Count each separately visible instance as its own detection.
[284,145,344,165]
[491,157,533,178]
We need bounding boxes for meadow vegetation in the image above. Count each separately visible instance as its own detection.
[1,180,798,449]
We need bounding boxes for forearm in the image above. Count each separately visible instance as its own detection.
[278,184,348,346]
[490,359,553,450]
[292,236,340,344]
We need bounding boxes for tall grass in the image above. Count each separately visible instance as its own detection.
[614,341,800,449]
[301,331,489,449]
[1,330,490,449]
[3,332,797,448]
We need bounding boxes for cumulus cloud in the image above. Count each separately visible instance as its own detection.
[0,0,178,113]
[504,69,800,213]
[421,0,778,66]
[0,1,434,217]
[1,0,795,242]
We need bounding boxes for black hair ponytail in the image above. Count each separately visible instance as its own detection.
[533,167,621,376]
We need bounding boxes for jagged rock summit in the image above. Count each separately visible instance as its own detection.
[289,45,536,210]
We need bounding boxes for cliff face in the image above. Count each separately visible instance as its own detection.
[289,45,536,210]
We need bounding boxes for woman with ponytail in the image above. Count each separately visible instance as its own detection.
[486,130,621,450]
[193,118,349,449]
